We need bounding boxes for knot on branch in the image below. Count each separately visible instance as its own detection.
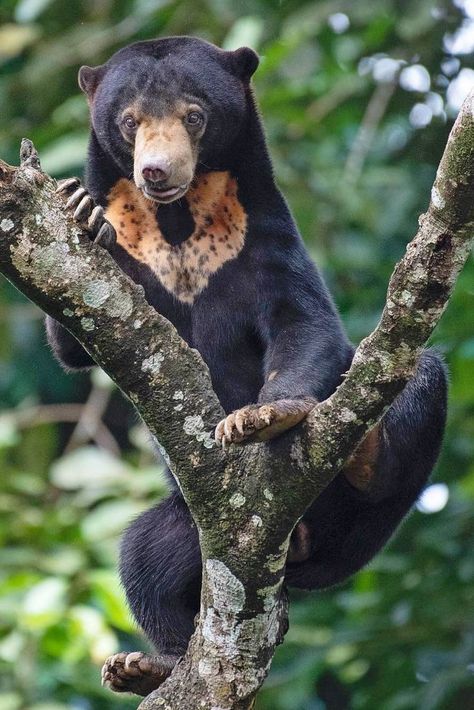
[20,139,42,171]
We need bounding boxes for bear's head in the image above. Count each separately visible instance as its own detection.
[79,37,259,204]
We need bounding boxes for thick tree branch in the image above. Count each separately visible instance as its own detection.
[0,89,473,709]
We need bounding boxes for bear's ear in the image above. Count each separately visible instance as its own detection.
[78,65,106,99]
[228,47,260,82]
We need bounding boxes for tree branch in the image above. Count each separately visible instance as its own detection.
[0,88,473,709]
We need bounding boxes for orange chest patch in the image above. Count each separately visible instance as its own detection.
[105,172,247,304]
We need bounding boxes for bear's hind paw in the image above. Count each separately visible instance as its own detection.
[101,651,177,696]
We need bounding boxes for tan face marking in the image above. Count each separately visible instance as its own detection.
[105,172,247,304]
[132,111,197,191]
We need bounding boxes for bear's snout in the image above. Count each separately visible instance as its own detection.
[141,158,170,184]
[133,116,197,203]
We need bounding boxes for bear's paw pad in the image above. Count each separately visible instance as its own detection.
[101,651,175,696]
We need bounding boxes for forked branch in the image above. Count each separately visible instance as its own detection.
[0,90,473,709]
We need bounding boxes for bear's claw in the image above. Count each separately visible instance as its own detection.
[74,194,94,222]
[56,176,80,194]
[65,186,86,210]
[95,221,116,249]
[88,205,104,232]
[101,651,177,696]
[215,398,317,447]
[56,177,116,249]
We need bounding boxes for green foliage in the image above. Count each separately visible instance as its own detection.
[0,1,473,708]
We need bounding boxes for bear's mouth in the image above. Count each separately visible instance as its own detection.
[142,183,190,204]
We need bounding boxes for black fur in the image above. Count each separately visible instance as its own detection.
[46,37,447,658]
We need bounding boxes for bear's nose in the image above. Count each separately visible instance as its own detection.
[141,159,170,183]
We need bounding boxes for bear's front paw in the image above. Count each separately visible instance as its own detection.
[215,398,317,447]
[56,177,116,250]
[101,651,177,696]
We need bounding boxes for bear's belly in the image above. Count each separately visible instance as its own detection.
[192,321,265,413]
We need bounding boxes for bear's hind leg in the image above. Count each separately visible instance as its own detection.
[103,493,201,695]
[287,349,447,590]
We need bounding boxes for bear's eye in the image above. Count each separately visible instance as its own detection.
[186,111,204,127]
[123,115,138,131]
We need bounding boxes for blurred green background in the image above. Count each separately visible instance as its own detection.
[0,1,474,708]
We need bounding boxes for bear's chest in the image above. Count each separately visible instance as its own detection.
[105,172,247,304]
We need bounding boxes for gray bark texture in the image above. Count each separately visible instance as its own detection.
[0,90,473,709]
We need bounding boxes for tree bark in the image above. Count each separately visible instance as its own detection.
[0,90,473,709]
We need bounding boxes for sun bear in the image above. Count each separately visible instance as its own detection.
[46,36,447,695]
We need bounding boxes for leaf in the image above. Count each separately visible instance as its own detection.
[0,24,40,59]
[81,499,146,542]
[39,133,89,175]
[222,16,264,51]
[51,446,130,491]
[21,577,67,629]
[15,0,55,23]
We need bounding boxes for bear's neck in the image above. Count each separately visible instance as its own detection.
[229,94,277,195]
[222,93,292,221]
